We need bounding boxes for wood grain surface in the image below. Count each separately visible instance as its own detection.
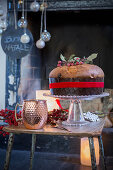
[3,119,105,137]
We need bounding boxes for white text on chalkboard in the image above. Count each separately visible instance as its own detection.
[5,44,30,53]
[4,36,20,43]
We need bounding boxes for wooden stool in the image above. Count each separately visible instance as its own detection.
[3,119,106,170]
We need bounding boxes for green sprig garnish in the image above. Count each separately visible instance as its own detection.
[57,53,98,67]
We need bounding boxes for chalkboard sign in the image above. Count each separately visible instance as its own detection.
[1,26,33,59]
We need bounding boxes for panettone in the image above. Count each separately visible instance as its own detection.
[49,54,104,96]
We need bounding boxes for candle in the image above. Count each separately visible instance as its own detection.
[80,137,99,166]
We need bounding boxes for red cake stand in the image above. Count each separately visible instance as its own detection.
[43,92,109,126]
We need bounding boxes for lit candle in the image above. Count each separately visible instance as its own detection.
[80,137,99,166]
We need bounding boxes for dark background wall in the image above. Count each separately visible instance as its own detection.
[6,8,113,108]
[2,3,113,169]
[27,10,113,90]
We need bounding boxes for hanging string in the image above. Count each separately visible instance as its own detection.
[40,9,44,36]
[22,0,25,18]
[13,0,17,29]
[24,0,27,34]
[25,0,27,21]
[40,0,45,37]
[44,6,46,30]
[44,0,47,31]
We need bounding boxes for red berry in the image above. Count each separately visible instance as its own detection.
[0,126,3,130]
[57,64,61,67]
[80,61,83,64]
[6,132,9,135]
[76,62,79,65]
[58,61,62,64]
[67,63,70,66]
[69,62,74,66]
[3,133,6,137]
[76,57,80,61]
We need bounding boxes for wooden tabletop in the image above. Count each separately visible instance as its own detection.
[3,119,105,137]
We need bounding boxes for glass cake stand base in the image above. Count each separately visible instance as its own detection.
[62,120,88,126]
[43,92,109,126]
[62,99,88,126]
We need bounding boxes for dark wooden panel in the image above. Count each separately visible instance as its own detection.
[8,0,113,11]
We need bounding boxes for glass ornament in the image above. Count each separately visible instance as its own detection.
[40,30,51,42]
[18,17,27,28]
[20,33,30,43]
[40,3,46,11]
[0,20,7,29]
[36,39,45,49]
[18,0,23,4]
[0,28,3,34]
[30,1,40,12]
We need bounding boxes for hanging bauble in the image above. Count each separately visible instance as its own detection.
[20,33,30,43]
[18,0,23,4]
[40,3,47,11]
[30,1,40,12]
[0,20,7,30]
[36,39,45,49]
[0,28,3,34]
[18,17,27,28]
[40,30,51,42]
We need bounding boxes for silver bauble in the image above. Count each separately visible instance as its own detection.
[36,39,45,49]
[40,30,51,42]
[30,1,40,12]
[40,4,45,11]
[18,17,27,28]
[0,28,3,34]
[20,33,30,43]
[0,20,7,29]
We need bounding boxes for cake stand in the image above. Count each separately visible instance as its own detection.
[43,92,109,126]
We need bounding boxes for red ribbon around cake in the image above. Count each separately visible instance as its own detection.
[49,82,104,89]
